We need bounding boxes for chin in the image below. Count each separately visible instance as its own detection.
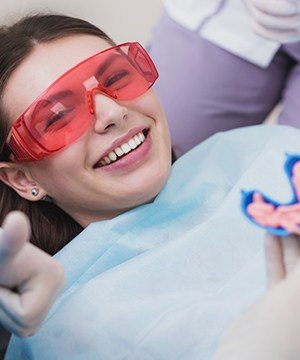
[126,162,171,206]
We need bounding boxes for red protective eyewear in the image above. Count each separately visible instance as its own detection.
[7,42,158,162]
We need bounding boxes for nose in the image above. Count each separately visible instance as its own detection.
[88,87,128,133]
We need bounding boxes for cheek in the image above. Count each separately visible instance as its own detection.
[132,90,164,118]
[147,93,170,138]
[27,144,85,188]
[133,91,171,145]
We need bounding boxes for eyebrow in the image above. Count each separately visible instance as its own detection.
[40,53,125,104]
[94,53,125,78]
[42,90,75,106]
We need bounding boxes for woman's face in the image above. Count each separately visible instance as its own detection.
[3,35,172,226]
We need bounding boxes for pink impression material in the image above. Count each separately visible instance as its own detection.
[247,162,300,235]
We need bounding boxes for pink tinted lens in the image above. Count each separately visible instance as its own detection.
[94,42,158,101]
[26,78,90,152]
[9,42,158,160]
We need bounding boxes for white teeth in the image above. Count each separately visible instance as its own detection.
[138,132,145,142]
[134,135,141,145]
[128,138,138,149]
[121,143,131,154]
[104,156,111,164]
[115,147,124,157]
[97,130,147,167]
[108,151,117,161]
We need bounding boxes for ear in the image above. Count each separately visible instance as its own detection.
[0,162,47,201]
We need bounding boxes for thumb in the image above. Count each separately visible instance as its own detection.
[0,211,31,265]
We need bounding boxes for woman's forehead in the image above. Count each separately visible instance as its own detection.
[4,34,111,122]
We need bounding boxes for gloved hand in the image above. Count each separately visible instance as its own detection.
[214,233,300,359]
[0,211,64,337]
[245,0,300,43]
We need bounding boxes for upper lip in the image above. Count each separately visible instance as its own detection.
[93,126,149,166]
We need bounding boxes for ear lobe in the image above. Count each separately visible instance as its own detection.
[0,162,46,201]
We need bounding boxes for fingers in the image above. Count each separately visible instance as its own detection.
[265,233,300,287]
[245,0,300,43]
[18,259,65,322]
[265,233,285,287]
[250,18,299,42]
[0,211,64,338]
[249,0,299,16]
[249,2,300,30]
[282,235,300,274]
[0,256,64,337]
[0,211,31,266]
[0,287,38,337]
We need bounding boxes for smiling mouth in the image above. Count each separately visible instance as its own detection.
[93,129,150,168]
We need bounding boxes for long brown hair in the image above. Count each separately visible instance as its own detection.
[0,14,115,255]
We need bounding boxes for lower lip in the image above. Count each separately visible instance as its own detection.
[97,130,152,172]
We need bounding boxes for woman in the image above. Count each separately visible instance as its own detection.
[1,13,300,359]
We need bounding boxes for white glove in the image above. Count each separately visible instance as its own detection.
[0,211,64,337]
[214,233,300,359]
[245,0,300,43]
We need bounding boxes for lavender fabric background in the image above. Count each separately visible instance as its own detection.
[149,11,300,158]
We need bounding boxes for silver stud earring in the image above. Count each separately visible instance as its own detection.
[31,188,39,197]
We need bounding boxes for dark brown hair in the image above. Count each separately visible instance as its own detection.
[0,13,115,255]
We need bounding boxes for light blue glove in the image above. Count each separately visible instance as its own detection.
[245,0,300,43]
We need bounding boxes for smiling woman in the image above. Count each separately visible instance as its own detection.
[0,15,111,255]
[2,34,171,228]
[0,14,171,255]
[0,13,171,356]
[7,42,158,162]
[3,11,300,360]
